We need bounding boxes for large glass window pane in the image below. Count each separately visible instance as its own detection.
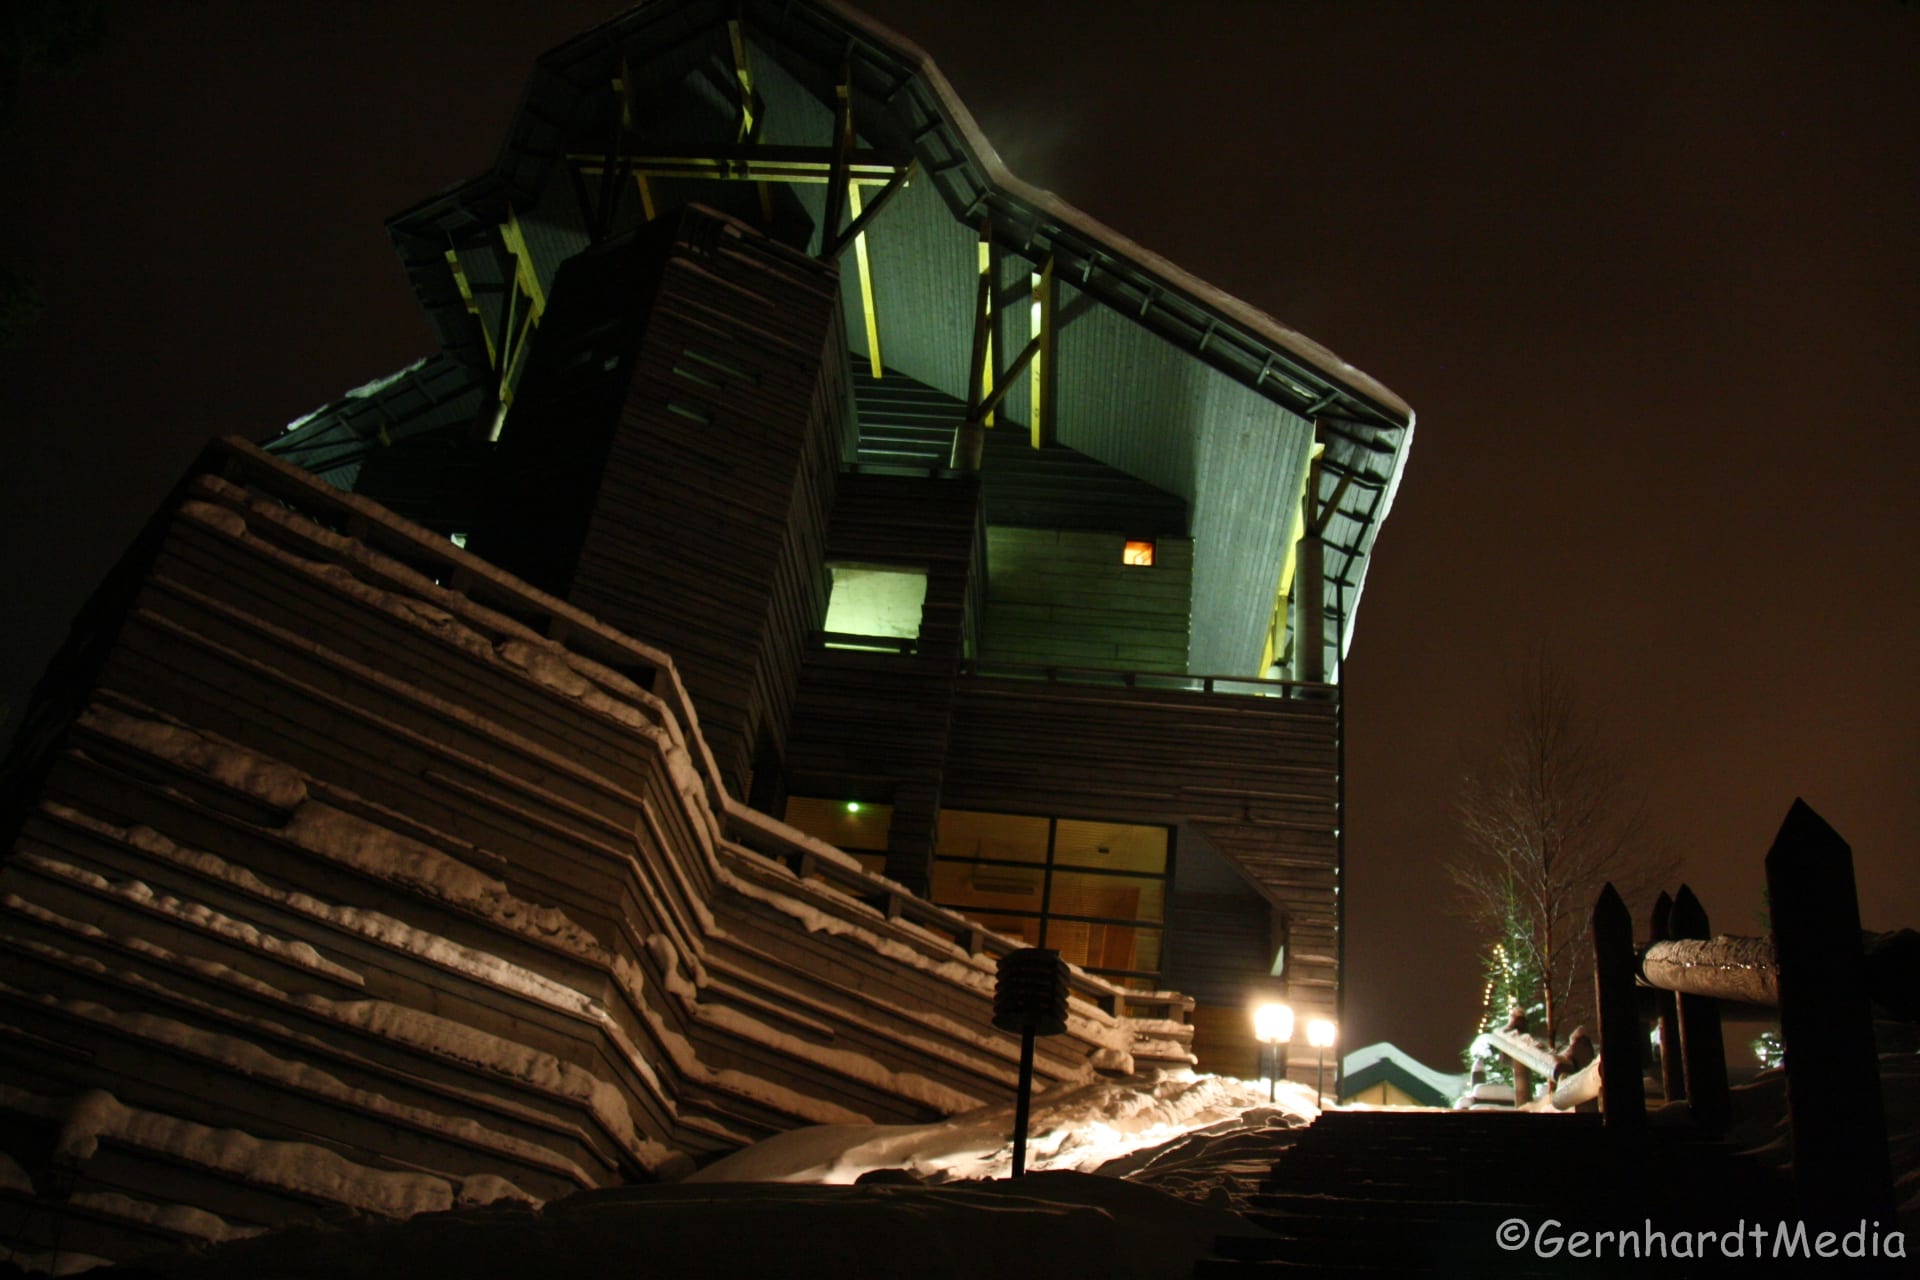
[1053,819,1168,873]
[931,859,1044,913]
[964,912,1044,949]
[1046,869,1165,924]
[937,810,1049,863]
[782,796,893,852]
[1053,922,1162,976]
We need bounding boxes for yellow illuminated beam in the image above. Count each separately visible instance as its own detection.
[848,181,882,376]
[573,152,905,184]
[444,248,496,365]
[976,234,994,426]
[498,209,546,314]
[1259,441,1322,677]
[1031,256,1055,448]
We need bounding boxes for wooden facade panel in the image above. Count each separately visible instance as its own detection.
[1,452,1178,1262]
[476,208,849,798]
[980,527,1193,674]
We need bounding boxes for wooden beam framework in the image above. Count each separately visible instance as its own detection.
[444,208,548,442]
[564,73,913,381]
[951,218,1057,470]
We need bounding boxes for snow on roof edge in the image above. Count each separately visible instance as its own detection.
[1339,1040,1468,1101]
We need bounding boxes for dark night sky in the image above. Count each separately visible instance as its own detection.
[3,1,1916,1071]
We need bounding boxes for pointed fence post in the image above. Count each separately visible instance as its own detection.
[1669,886,1729,1134]
[1649,890,1686,1104]
[1764,799,1893,1225]
[1591,883,1645,1132]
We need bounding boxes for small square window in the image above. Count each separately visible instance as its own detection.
[1122,539,1155,566]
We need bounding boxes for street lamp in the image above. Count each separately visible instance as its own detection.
[1307,1018,1337,1105]
[1253,1002,1294,1103]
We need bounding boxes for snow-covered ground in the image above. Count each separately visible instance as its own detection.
[686,1068,1318,1192]
[102,1071,1307,1280]
[68,1058,1920,1277]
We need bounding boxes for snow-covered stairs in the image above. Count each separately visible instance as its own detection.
[1197,1109,1794,1277]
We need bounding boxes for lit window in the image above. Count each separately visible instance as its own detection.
[931,809,1171,987]
[1122,540,1155,566]
[823,563,927,650]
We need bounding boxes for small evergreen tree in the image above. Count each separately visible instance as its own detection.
[1465,886,1547,1086]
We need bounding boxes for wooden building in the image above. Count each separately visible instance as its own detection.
[273,0,1412,1073]
[0,0,1411,1265]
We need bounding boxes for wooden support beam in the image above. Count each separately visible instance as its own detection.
[975,335,1040,422]
[977,225,996,427]
[1764,799,1893,1225]
[1031,255,1056,448]
[1591,882,1645,1132]
[1669,885,1729,1133]
[964,241,992,421]
[1649,890,1686,1103]
[571,145,908,183]
[822,160,911,262]
[820,65,852,250]
[951,266,993,471]
[499,210,546,313]
[847,181,882,376]
[444,248,496,365]
[726,18,759,144]
[1309,460,1356,537]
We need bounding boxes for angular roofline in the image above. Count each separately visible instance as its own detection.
[385,0,1412,439]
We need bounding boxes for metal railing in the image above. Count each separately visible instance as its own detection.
[959,658,1333,700]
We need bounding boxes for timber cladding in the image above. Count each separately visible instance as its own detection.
[980,528,1193,674]
[487,206,851,800]
[943,675,1341,1017]
[0,443,1166,1266]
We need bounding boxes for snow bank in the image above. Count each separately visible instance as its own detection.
[0,1084,489,1220]
[687,1070,1311,1187]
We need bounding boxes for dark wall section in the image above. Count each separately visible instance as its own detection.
[480,206,851,795]
[783,471,983,890]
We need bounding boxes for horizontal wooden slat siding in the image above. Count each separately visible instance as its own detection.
[0,446,1167,1265]
[564,209,847,796]
[1163,891,1272,1008]
[944,675,1341,1038]
[980,528,1192,674]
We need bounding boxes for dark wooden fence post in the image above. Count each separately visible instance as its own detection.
[1649,890,1685,1103]
[1669,885,1729,1134]
[1592,883,1644,1132]
[1764,798,1893,1225]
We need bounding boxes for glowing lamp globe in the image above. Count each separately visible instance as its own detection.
[1253,1002,1294,1045]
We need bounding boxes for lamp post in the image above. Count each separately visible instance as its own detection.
[1253,1002,1294,1104]
[1307,1017,1337,1105]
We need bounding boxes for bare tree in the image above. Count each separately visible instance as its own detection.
[1448,657,1676,1048]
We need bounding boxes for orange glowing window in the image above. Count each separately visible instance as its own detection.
[1122,540,1156,566]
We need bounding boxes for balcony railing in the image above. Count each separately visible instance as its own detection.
[959,658,1333,700]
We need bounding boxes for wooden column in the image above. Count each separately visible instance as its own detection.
[1669,885,1729,1133]
[1764,798,1893,1224]
[1649,890,1686,1103]
[1591,882,1645,1132]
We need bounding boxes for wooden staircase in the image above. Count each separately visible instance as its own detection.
[1199,1109,1799,1277]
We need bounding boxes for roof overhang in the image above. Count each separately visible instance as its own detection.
[373,0,1414,676]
